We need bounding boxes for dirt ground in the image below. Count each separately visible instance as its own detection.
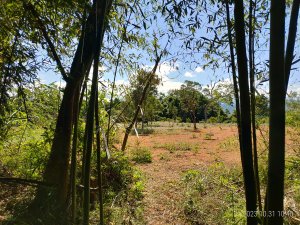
[125,122,298,225]
[126,123,244,225]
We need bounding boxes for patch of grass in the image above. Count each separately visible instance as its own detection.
[159,153,170,161]
[130,128,155,136]
[130,147,152,164]
[219,136,239,151]
[191,134,197,139]
[103,169,146,225]
[203,132,215,140]
[163,142,198,153]
[181,163,246,225]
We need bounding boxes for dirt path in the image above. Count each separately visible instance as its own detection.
[127,124,242,225]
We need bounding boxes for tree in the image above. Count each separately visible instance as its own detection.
[266,1,286,224]
[121,44,164,151]
[24,0,114,222]
[129,69,160,128]
[234,0,257,224]
[178,81,202,130]
[255,94,269,118]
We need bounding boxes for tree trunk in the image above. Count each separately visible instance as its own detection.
[266,1,286,224]
[69,85,80,224]
[234,1,257,224]
[192,112,197,130]
[31,0,112,221]
[225,0,242,162]
[83,0,107,223]
[249,0,262,212]
[285,0,299,93]
[121,56,162,151]
[95,87,104,225]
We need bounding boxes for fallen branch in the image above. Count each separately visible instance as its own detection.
[0,177,54,187]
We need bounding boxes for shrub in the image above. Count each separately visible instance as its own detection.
[130,147,152,163]
[207,116,218,123]
[181,163,246,224]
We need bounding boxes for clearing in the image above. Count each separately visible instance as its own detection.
[125,122,298,224]
[126,122,244,225]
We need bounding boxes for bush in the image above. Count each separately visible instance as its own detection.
[181,163,246,224]
[0,127,51,179]
[104,169,145,225]
[207,116,218,123]
[130,147,152,163]
[130,128,155,136]
[90,151,146,224]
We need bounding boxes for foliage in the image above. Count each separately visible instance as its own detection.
[130,147,152,164]
[203,132,214,140]
[255,94,269,119]
[181,163,246,225]
[104,169,145,225]
[158,81,227,124]
[0,83,59,179]
[286,94,300,126]
[99,152,145,224]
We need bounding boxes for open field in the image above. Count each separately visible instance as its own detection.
[123,122,300,225]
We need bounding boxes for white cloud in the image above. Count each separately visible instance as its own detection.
[287,82,300,95]
[183,67,203,78]
[156,63,182,93]
[143,62,178,80]
[158,81,183,93]
[142,62,182,93]
[54,80,66,88]
[195,67,204,73]
[184,71,195,77]
[157,63,177,77]
[115,79,129,86]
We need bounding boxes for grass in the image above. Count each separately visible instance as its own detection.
[218,136,239,151]
[130,147,152,163]
[161,142,199,153]
[104,169,146,225]
[159,153,170,161]
[131,127,155,136]
[181,163,246,224]
[203,132,215,140]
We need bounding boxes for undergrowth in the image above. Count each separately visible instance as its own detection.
[181,163,246,224]
[130,147,152,164]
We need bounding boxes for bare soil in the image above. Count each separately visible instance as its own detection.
[127,123,243,225]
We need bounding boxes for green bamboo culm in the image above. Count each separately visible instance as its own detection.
[69,86,80,224]
[248,0,262,213]
[233,0,257,224]
[82,0,105,224]
[266,0,285,224]
[95,86,104,225]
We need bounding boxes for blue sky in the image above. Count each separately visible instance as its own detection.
[38,1,300,97]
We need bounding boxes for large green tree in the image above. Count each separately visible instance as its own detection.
[178,81,202,130]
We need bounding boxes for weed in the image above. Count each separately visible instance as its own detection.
[159,153,170,161]
[181,163,246,224]
[163,142,197,153]
[219,137,239,151]
[204,132,214,140]
[130,128,155,136]
[130,147,152,163]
